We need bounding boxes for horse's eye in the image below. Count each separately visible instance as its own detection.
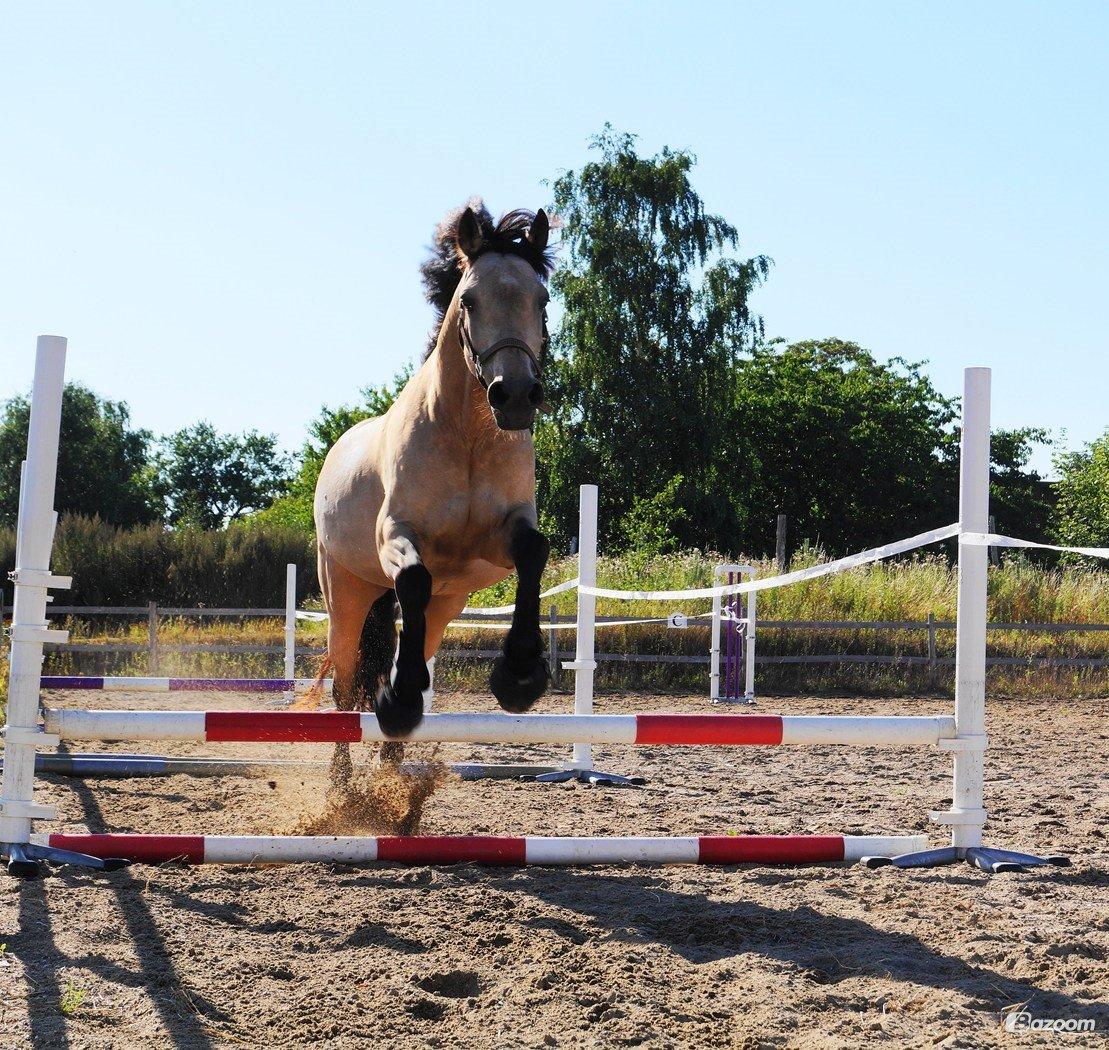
[461,294,475,311]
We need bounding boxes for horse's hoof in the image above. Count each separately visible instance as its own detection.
[491,654,550,713]
[373,679,425,738]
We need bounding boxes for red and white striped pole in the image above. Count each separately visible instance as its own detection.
[43,709,956,747]
[32,833,928,867]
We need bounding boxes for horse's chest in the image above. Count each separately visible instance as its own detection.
[425,485,506,542]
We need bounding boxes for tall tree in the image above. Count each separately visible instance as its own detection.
[0,382,158,528]
[156,423,291,529]
[538,126,771,549]
[1053,430,1109,548]
[730,340,959,554]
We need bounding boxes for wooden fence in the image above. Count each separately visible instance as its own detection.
[3,605,1108,675]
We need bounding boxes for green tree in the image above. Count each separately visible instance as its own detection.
[259,365,413,531]
[731,340,959,554]
[538,126,771,550]
[986,427,1054,541]
[0,382,158,528]
[1053,430,1109,548]
[156,423,291,529]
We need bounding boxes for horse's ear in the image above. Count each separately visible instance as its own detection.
[456,207,484,260]
[527,209,550,252]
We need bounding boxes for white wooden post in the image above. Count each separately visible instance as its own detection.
[709,588,722,701]
[710,564,757,704]
[948,367,991,849]
[570,484,598,769]
[744,585,757,702]
[1,337,70,849]
[283,563,296,702]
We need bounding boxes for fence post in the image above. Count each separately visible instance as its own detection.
[147,601,158,675]
[744,584,757,702]
[776,514,788,572]
[987,514,999,566]
[926,611,937,687]
[948,366,991,850]
[548,605,560,692]
[283,563,297,702]
[571,484,598,771]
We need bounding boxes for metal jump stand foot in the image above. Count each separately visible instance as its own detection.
[529,768,647,787]
[3,840,131,879]
[863,844,1070,874]
[710,694,757,707]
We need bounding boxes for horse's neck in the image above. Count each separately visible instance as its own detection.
[426,310,499,447]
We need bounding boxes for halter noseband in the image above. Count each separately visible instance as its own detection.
[457,304,549,390]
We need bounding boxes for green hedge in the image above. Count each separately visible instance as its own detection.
[0,515,317,607]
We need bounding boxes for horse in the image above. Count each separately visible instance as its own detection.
[314,201,555,769]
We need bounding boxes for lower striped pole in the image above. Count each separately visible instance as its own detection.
[31,833,926,866]
[44,710,955,747]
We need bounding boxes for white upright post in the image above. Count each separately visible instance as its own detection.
[1,337,70,850]
[744,585,757,702]
[949,367,991,849]
[709,589,722,701]
[283,563,296,702]
[571,484,598,770]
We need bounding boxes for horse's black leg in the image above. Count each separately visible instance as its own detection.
[373,563,432,737]
[491,519,551,712]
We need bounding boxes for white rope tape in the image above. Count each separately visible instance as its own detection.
[461,577,580,616]
[579,523,960,600]
[444,610,716,631]
[295,577,580,623]
[960,533,1109,560]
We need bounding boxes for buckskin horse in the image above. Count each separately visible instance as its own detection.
[314,202,554,765]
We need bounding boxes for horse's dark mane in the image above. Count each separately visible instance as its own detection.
[419,199,556,357]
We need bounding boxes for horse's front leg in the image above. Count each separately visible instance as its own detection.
[375,521,432,737]
[491,516,551,712]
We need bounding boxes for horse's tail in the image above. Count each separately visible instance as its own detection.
[355,589,397,706]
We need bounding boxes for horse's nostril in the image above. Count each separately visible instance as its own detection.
[487,379,510,409]
[528,383,544,406]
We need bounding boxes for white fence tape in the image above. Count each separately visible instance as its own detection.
[444,611,715,632]
[462,577,579,616]
[961,533,1109,561]
[579,524,961,601]
[293,577,580,623]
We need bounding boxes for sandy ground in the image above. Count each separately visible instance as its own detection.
[1,689,1107,1048]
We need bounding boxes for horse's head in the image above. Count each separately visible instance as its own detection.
[454,207,551,431]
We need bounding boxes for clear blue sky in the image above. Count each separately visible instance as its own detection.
[2,2,1106,477]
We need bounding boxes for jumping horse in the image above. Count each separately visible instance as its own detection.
[314,202,554,764]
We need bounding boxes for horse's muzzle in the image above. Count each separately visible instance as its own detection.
[487,377,544,431]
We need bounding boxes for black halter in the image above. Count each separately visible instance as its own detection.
[458,305,549,389]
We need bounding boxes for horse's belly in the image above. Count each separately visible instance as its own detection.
[424,556,512,596]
